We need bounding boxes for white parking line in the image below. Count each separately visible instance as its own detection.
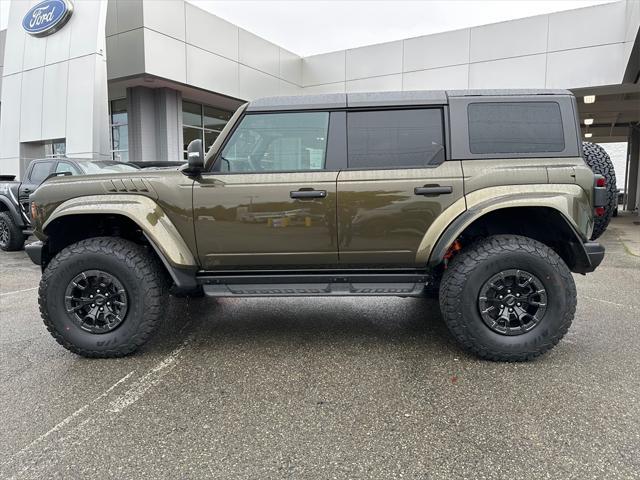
[1,329,195,479]
[583,295,639,311]
[1,371,135,469]
[0,287,37,296]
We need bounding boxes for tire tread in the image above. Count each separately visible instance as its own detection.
[439,235,576,362]
[39,237,165,358]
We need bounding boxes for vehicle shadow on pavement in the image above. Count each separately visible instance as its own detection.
[151,295,461,357]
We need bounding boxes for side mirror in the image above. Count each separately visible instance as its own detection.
[183,139,204,176]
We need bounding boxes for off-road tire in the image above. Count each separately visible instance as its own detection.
[39,237,166,358]
[439,235,576,362]
[0,212,25,251]
[582,142,616,240]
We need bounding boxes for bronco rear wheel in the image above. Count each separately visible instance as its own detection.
[39,237,166,357]
[439,235,576,362]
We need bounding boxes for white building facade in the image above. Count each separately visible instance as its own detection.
[1,0,639,208]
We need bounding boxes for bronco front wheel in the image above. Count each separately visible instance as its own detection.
[439,235,576,362]
[39,237,166,357]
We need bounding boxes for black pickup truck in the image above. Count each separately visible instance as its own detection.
[0,158,139,251]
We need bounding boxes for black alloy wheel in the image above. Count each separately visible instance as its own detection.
[478,269,547,336]
[64,269,129,334]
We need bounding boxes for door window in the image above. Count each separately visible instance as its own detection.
[347,109,445,169]
[217,112,330,172]
[29,162,53,184]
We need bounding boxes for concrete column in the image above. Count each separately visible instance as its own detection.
[154,88,183,162]
[127,86,183,162]
[127,86,157,162]
[626,127,640,212]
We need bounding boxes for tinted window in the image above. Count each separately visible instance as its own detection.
[468,102,565,154]
[347,109,445,169]
[55,162,79,175]
[29,162,52,183]
[219,112,329,172]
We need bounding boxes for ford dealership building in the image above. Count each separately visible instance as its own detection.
[1,0,639,210]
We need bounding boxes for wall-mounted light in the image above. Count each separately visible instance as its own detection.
[584,95,596,104]
[584,118,594,125]
[585,132,593,138]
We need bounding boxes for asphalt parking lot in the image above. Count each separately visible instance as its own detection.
[1,218,639,480]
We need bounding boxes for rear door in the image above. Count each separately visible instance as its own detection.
[19,160,54,216]
[336,108,464,266]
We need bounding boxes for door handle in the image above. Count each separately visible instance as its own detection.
[414,185,453,196]
[290,189,327,199]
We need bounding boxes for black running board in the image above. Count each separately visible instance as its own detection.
[198,270,429,298]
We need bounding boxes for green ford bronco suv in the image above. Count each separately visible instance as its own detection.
[26,90,613,361]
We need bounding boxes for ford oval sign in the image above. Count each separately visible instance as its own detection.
[22,0,74,37]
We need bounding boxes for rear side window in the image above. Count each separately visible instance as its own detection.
[468,102,564,154]
[347,109,445,169]
[29,162,52,183]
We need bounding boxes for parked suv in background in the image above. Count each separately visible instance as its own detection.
[0,158,139,251]
[26,90,614,361]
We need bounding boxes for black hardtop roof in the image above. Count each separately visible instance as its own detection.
[246,89,573,111]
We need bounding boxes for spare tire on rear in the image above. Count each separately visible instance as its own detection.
[582,142,617,240]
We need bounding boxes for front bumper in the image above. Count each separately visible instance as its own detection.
[25,241,43,266]
[573,241,605,274]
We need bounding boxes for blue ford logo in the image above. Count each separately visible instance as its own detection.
[22,0,74,37]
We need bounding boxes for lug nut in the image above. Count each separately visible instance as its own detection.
[97,289,100,293]
[100,307,104,311]
[507,289,511,293]
[90,295,94,298]
[516,293,520,297]
[501,304,504,308]
[509,308,513,312]
[91,303,95,307]
[105,293,109,297]
[499,295,503,299]
[517,302,521,306]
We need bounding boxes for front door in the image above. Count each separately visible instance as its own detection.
[337,108,464,266]
[194,110,339,269]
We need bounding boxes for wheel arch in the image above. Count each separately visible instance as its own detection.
[0,195,25,227]
[419,185,594,273]
[41,195,198,289]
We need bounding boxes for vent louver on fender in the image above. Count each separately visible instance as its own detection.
[102,178,151,193]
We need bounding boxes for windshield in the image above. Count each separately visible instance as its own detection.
[79,162,140,174]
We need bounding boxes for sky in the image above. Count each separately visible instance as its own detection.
[1,0,617,55]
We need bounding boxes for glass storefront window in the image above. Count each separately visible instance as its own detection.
[183,101,202,128]
[205,130,220,151]
[182,101,232,159]
[110,99,129,162]
[204,106,231,130]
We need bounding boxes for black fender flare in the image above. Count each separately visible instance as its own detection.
[428,206,597,274]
